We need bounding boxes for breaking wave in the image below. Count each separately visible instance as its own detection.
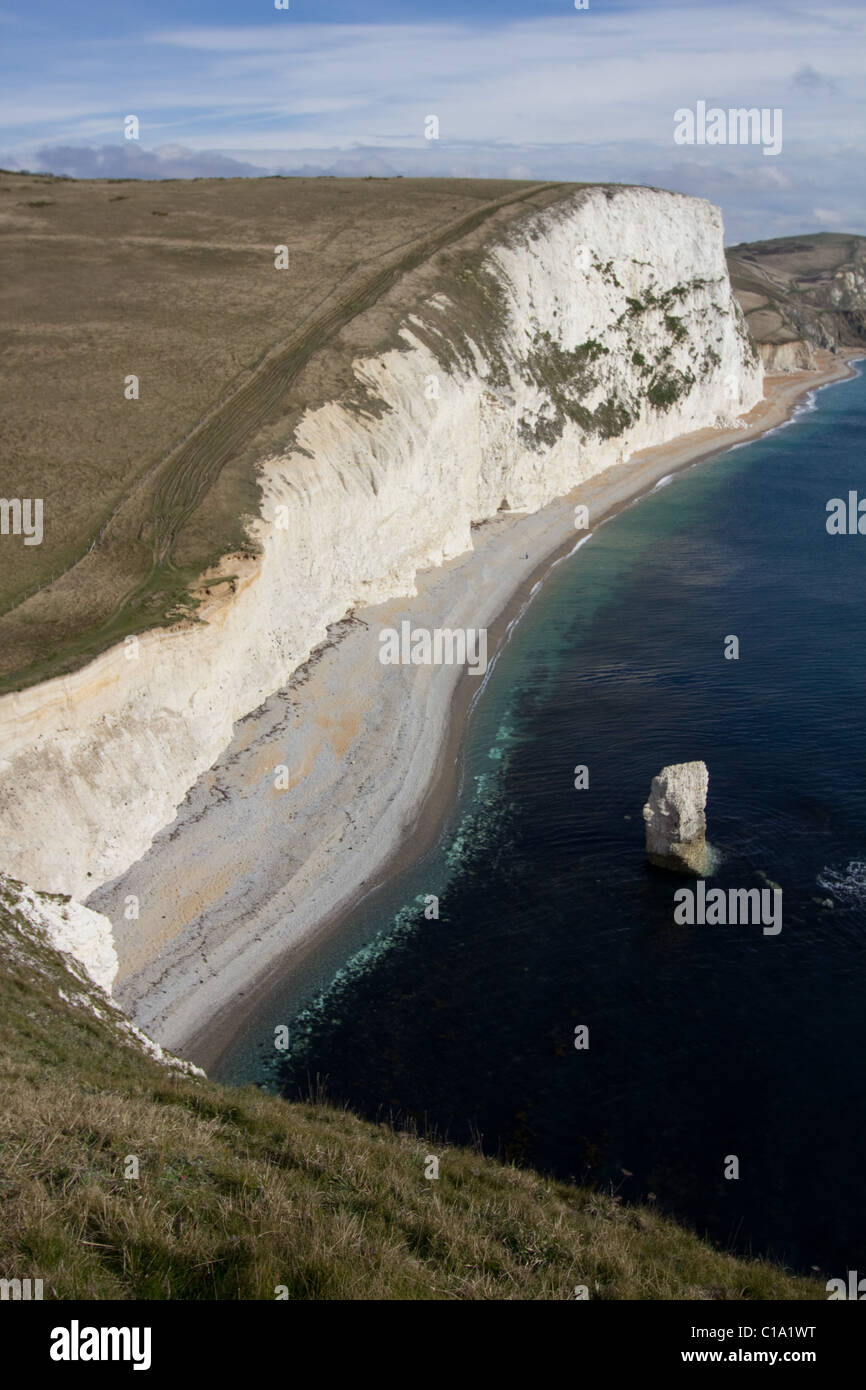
[817,860,866,905]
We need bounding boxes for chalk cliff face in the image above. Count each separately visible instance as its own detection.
[0,873,205,1075]
[759,340,815,373]
[0,187,762,900]
[1,873,118,994]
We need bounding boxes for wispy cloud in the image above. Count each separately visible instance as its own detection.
[1,2,863,241]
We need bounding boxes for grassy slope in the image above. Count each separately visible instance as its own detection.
[0,173,573,694]
[0,892,821,1301]
[726,231,866,350]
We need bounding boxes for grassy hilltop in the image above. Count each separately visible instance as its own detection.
[0,885,821,1301]
[3,172,863,700]
[727,231,866,354]
[0,172,574,694]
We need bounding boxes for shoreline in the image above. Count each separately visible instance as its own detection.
[93,349,859,1073]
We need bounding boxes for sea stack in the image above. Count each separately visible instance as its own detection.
[643,761,709,873]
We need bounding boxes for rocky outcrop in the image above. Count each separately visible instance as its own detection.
[643,761,709,873]
[0,186,761,900]
[1,872,118,994]
[759,340,815,373]
[0,873,204,1075]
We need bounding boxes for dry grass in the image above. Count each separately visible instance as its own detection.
[0,172,573,693]
[0,892,821,1301]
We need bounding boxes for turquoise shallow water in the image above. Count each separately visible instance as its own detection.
[218,365,866,1274]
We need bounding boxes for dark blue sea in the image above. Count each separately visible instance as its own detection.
[218,364,866,1276]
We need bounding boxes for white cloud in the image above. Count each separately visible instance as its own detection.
[2,3,863,242]
[5,10,865,150]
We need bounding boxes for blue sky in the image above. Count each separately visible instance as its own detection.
[1,0,863,241]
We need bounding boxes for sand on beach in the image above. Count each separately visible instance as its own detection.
[88,349,859,1070]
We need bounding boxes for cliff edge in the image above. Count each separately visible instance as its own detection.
[0,184,762,900]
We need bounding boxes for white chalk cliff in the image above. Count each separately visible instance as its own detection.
[1,874,118,994]
[0,186,762,900]
[0,873,205,1075]
[759,340,815,373]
